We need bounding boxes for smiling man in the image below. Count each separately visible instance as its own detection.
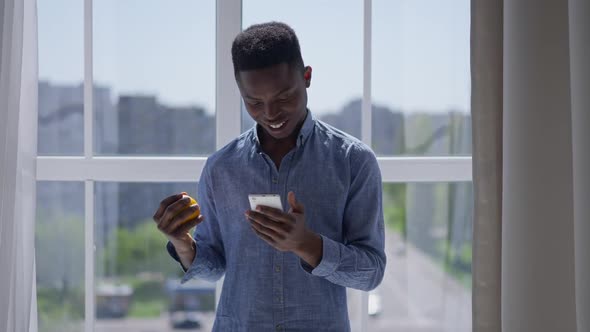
[154,21,386,331]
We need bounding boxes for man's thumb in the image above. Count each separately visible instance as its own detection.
[288,191,304,213]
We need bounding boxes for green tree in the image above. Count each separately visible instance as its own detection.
[99,220,178,278]
[382,184,407,237]
[35,213,85,331]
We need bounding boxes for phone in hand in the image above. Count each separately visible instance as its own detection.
[248,194,283,211]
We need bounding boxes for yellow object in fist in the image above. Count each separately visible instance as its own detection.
[175,194,200,223]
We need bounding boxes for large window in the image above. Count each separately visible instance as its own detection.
[38,0,84,156]
[36,1,472,331]
[368,183,472,331]
[35,181,85,332]
[93,1,215,156]
[93,182,217,331]
[372,0,471,157]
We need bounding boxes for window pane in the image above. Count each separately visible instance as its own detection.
[368,182,473,331]
[372,1,472,156]
[241,0,363,137]
[93,1,216,155]
[94,182,216,331]
[38,0,83,156]
[36,181,85,332]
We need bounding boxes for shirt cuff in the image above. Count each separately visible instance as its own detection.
[300,234,341,277]
[182,241,224,284]
[166,240,193,273]
[167,241,225,284]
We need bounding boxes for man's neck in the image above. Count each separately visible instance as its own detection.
[259,128,298,152]
[258,112,306,169]
[258,110,307,153]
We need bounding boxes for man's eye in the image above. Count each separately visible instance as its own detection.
[249,101,263,107]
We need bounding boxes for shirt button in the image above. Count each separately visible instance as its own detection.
[276,324,283,331]
[276,295,282,303]
[272,177,278,183]
[274,265,281,272]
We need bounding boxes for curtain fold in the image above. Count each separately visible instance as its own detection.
[569,1,590,331]
[470,1,503,331]
[502,1,578,331]
[0,0,39,331]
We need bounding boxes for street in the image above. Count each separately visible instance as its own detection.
[361,231,471,332]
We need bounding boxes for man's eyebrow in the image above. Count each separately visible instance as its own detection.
[275,86,296,97]
[243,94,260,101]
[244,86,295,100]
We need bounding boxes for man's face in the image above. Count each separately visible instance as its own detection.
[237,62,311,141]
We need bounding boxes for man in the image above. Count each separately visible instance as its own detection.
[153,22,385,331]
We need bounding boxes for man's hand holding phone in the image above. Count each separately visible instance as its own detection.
[245,191,323,268]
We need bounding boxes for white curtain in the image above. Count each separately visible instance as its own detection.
[569,0,590,330]
[502,1,590,331]
[0,0,38,331]
[502,1,577,330]
[472,0,590,331]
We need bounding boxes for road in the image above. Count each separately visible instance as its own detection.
[360,231,471,332]
[95,313,215,332]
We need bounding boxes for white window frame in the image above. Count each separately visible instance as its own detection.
[36,1,472,331]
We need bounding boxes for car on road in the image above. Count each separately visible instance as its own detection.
[166,278,216,329]
[96,283,133,319]
[368,290,382,317]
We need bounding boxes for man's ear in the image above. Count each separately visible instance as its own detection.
[304,66,312,88]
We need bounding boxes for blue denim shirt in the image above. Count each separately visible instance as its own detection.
[167,110,386,331]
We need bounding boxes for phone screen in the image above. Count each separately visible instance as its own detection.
[248,194,283,211]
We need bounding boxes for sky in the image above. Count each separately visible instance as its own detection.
[38,0,470,115]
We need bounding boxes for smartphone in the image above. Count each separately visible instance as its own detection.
[248,194,283,211]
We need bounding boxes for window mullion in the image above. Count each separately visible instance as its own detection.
[216,0,243,150]
[83,1,95,332]
[359,1,373,331]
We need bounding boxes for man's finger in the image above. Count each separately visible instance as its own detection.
[153,193,185,221]
[255,206,293,224]
[287,191,305,214]
[251,226,276,245]
[159,196,193,230]
[246,211,291,234]
[248,218,284,240]
[175,214,205,235]
[154,192,186,220]
[163,204,202,234]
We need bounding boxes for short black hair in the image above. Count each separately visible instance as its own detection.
[231,22,304,76]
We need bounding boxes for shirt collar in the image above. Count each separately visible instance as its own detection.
[297,108,315,147]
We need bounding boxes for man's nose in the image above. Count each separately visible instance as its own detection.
[263,103,281,119]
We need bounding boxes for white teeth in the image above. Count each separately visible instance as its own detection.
[269,121,286,129]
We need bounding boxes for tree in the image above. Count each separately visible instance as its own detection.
[99,220,179,278]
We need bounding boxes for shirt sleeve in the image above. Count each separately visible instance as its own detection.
[300,146,386,291]
[166,159,226,284]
